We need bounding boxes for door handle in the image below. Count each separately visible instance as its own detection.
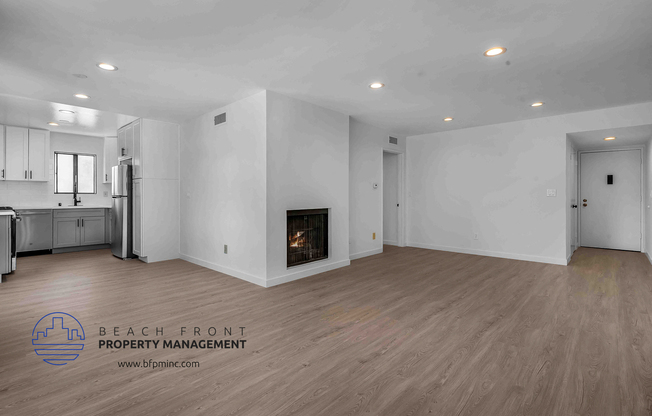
[81,219,84,227]
[571,204,578,208]
[24,170,27,179]
[1,169,4,178]
[77,219,80,227]
[30,171,32,179]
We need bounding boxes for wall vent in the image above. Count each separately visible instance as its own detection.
[389,136,398,145]
[214,112,227,125]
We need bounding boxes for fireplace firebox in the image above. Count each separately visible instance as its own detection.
[287,209,328,267]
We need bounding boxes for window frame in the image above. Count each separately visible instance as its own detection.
[54,152,97,195]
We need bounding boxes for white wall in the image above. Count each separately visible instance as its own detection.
[0,132,111,207]
[383,152,398,245]
[265,91,350,285]
[407,102,652,265]
[179,91,268,285]
[349,119,406,259]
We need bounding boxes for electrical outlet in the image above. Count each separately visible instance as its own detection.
[546,189,557,197]
[373,232,376,240]
[224,245,228,254]
[473,233,479,240]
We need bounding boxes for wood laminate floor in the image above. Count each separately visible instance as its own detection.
[1,246,652,415]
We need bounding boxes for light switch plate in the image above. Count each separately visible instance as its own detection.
[547,189,557,197]
[224,245,228,254]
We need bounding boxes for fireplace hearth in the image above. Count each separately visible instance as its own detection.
[287,209,328,267]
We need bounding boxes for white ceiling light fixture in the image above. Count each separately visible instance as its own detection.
[483,47,506,57]
[74,93,90,99]
[604,136,616,141]
[369,82,385,89]
[97,62,118,71]
[531,102,544,107]
[443,117,453,122]
[59,109,75,114]
[48,122,59,126]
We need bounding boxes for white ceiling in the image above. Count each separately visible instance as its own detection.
[0,93,136,137]
[568,124,652,151]
[0,0,650,137]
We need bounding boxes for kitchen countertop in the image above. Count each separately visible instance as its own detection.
[12,205,112,211]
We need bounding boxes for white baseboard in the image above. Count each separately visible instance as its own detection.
[350,247,383,260]
[383,240,398,246]
[266,259,350,287]
[407,242,567,266]
[179,253,266,287]
[646,251,652,266]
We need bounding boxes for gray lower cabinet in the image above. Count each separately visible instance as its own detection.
[53,218,80,248]
[53,209,107,249]
[80,217,105,245]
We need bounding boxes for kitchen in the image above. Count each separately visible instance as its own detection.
[0,93,180,279]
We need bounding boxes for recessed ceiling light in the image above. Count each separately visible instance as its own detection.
[483,47,506,57]
[59,109,75,114]
[74,93,90,99]
[97,63,118,71]
[531,102,544,107]
[48,122,59,126]
[443,117,453,122]
[72,73,88,79]
[604,136,616,141]
[369,82,384,89]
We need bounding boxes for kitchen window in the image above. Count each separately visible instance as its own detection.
[54,152,97,194]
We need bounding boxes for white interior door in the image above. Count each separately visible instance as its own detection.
[580,150,641,251]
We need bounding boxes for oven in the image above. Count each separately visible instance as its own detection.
[0,207,17,279]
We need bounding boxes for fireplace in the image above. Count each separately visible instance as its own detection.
[287,209,328,267]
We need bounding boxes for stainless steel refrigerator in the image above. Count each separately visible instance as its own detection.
[111,163,137,259]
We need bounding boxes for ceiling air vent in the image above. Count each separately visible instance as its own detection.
[389,136,398,145]
[214,112,226,125]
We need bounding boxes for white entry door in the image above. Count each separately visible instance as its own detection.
[580,150,641,251]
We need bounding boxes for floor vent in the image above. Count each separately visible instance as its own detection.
[214,112,227,125]
[389,136,398,145]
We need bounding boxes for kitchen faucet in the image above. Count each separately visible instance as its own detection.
[72,192,81,206]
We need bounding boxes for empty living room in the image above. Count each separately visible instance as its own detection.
[1,1,652,415]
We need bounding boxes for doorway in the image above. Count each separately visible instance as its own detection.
[579,149,642,251]
[383,152,399,246]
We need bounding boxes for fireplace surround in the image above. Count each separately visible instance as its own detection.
[287,209,328,267]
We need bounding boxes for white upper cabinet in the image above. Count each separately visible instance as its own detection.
[5,126,29,181]
[125,124,134,159]
[118,118,177,180]
[132,119,142,179]
[103,136,118,183]
[28,129,49,181]
[0,125,5,180]
[4,126,50,181]
[117,128,126,158]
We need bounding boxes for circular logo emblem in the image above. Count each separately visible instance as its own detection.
[32,312,85,366]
